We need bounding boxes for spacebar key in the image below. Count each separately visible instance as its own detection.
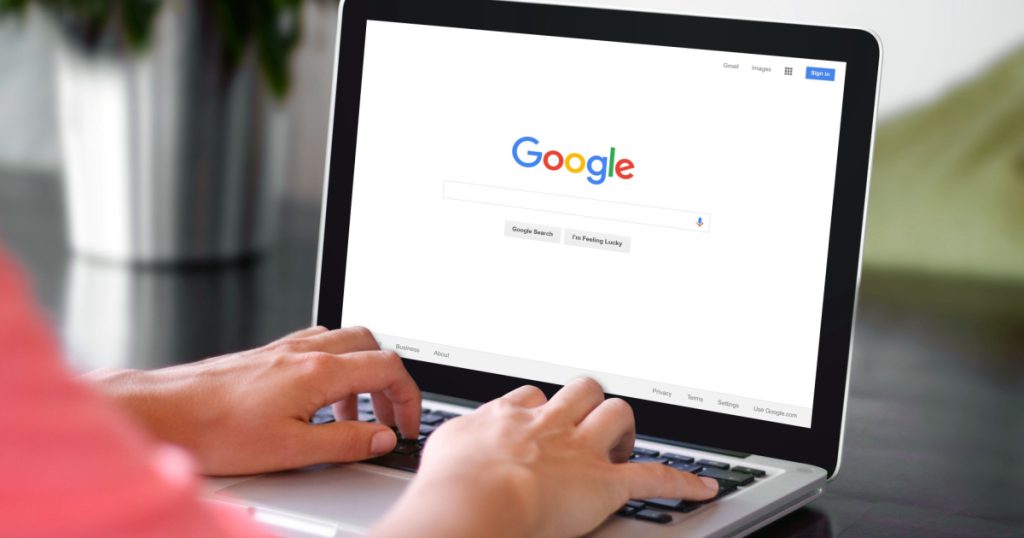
[369,452,420,472]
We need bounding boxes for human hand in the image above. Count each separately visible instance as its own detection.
[87,326,421,475]
[373,378,718,538]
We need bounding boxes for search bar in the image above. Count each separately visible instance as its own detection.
[442,181,709,232]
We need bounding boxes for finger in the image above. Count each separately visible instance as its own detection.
[371,390,397,430]
[543,377,606,425]
[577,398,636,463]
[307,350,421,440]
[287,421,398,466]
[332,396,358,422]
[279,325,329,341]
[294,326,380,354]
[616,462,719,501]
[499,385,548,408]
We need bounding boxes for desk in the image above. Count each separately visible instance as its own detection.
[1,170,1021,537]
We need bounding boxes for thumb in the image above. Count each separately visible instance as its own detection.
[292,420,398,465]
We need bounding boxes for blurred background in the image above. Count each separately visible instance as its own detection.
[0,0,1021,536]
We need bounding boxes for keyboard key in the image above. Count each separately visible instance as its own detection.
[309,407,333,424]
[643,498,695,512]
[732,466,767,478]
[634,509,672,524]
[420,413,446,425]
[662,453,694,464]
[616,500,646,516]
[715,485,738,499]
[369,452,419,472]
[632,447,660,458]
[358,412,375,422]
[434,410,460,419]
[393,440,420,455]
[629,456,668,464]
[665,461,703,473]
[647,495,704,512]
[698,467,754,487]
[678,502,703,513]
[419,424,437,436]
[310,407,335,425]
[697,459,730,470]
[640,484,739,518]
[616,504,639,516]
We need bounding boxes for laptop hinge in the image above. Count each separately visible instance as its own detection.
[636,433,750,458]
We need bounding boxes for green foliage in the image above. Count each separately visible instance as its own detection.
[0,0,303,99]
[0,0,29,13]
[209,0,302,98]
[120,0,160,49]
[864,45,1024,282]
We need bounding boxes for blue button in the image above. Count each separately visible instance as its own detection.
[805,67,835,81]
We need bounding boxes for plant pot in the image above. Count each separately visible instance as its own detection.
[53,0,289,264]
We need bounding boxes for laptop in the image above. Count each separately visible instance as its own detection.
[211,1,881,535]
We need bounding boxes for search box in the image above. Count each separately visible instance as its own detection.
[443,181,709,232]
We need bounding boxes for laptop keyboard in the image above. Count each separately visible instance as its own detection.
[311,397,769,524]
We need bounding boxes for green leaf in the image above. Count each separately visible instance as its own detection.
[121,0,161,50]
[20,0,307,98]
[212,0,255,67]
[0,0,30,15]
[256,0,301,98]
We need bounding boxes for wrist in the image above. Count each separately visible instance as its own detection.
[373,465,539,538]
[86,367,170,440]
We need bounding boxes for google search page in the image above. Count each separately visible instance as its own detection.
[341,21,847,428]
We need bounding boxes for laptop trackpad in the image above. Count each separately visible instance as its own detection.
[217,463,412,531]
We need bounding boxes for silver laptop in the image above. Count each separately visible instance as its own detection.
[211,1,881,535]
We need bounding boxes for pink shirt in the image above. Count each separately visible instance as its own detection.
[0,245,270,537]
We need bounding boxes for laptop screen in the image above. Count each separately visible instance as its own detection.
[339,20,847,429]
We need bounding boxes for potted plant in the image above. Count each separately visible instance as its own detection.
[1,0,305,263]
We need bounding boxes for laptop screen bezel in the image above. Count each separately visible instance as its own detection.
[314,0,880,478]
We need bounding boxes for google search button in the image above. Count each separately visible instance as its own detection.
[805,67,835,81]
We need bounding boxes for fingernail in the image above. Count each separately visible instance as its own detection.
[700,477,719,492]
[371,430,396,455]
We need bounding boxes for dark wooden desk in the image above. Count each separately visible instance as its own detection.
[2,171,1021,537]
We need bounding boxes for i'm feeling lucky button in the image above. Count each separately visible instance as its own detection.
[565,229,631,253]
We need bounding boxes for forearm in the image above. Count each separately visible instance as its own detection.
[86,368,159,429]
[84,367,200,447]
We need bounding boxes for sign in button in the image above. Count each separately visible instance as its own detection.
[805,66,836,81]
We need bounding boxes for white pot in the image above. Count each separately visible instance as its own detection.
[54,0,289,263]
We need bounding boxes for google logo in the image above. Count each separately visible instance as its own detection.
[512,136,635,185]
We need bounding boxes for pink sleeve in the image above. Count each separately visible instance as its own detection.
[0,245,272,538]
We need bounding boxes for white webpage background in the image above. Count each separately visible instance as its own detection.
[342,21,845,415]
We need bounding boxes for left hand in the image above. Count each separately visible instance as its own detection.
[87,326,421,475]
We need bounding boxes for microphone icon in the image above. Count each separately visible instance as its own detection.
[696,217,704,228]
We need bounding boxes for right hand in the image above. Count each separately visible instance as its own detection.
[88,326,422,475]
[373,378,719,538]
